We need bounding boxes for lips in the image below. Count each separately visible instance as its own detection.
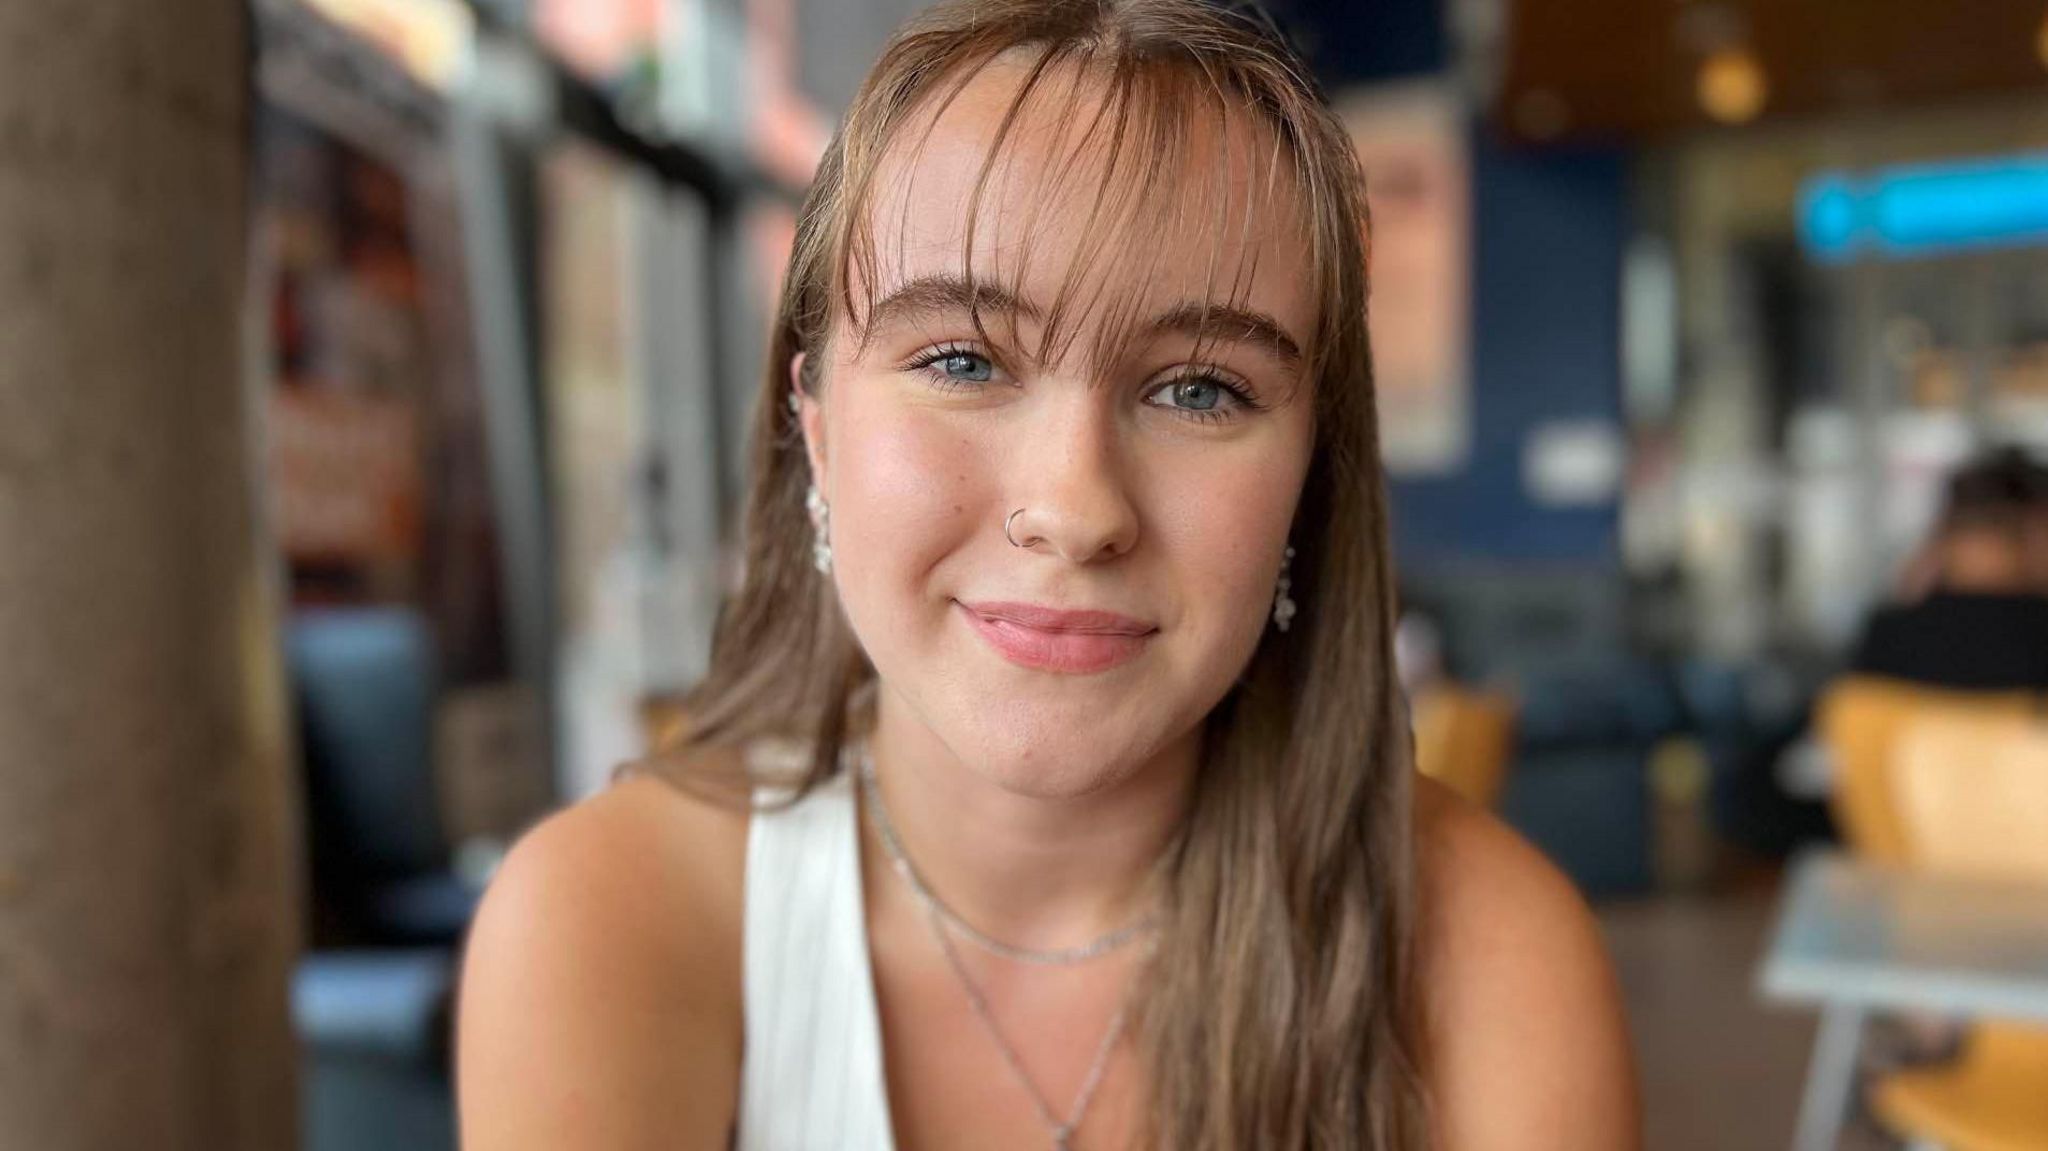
[956,600,1157,674]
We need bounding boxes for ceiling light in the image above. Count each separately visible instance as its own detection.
[1698,47,1767,125]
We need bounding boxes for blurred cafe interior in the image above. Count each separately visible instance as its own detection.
[6,0,2048,1148]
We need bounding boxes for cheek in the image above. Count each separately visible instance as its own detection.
[826,397,987,606]
[1149,440,1311,634]
[1170,481,1296,629]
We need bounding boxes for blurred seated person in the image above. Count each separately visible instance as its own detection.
[1851,448,2048,691]
[1819,448,2048,1070]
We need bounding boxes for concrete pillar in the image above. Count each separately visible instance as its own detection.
[0,2,301,1148]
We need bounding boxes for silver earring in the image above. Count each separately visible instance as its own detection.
[1272,545,1297,632]
[806,482,832,574]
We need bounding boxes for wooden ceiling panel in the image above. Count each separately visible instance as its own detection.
[1497,0,2048,144]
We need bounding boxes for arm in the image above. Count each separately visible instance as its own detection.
[456,775,747,1151]
[1415,779,1642,1151]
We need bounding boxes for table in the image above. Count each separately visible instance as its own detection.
[1756,849,2048,1151]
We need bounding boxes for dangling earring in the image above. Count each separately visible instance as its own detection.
[806,482,833,574]
[792,390,833,575]
[1272,545,1297,632]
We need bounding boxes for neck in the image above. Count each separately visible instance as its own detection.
[862,685,1196,953]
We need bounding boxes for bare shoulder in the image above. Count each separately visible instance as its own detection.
[1412,775,1642,1151]
[456,750,751,1151]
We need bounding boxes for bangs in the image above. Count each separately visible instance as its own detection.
[831,41,1323,384]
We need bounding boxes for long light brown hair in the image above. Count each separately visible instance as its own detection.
[642,1,1431,1145]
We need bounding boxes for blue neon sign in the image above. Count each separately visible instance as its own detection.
[1799,153,2048,263]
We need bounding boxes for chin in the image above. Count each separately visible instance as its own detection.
[973,754,1141,802]
[939,694,1174,799]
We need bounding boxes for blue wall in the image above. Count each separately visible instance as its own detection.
[1387,131,1627,568]
[1276,0,1630,570]
[1284,0,1650,899]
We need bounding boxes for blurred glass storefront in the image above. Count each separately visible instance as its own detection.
[1648,114,2048,659]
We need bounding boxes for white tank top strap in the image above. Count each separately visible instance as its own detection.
[736,762,898,1151]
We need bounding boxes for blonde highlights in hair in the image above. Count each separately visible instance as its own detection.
[644,1,1431,1145]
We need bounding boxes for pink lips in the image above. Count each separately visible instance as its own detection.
[956,600,1157,675]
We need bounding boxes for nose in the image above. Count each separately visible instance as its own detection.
[1012,392,1140,564]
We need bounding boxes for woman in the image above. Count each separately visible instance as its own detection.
[458,2,1638,1148]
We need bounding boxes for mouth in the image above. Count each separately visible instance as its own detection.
[955,599,1157,675]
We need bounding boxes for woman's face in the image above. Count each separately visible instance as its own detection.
[799,60,1318,795]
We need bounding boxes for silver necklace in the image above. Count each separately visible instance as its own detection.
[924,898,1133,1151]
[856,749,1156,966]
[853,752,1139,1149]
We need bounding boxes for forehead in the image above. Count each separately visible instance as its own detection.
[849,53,1317,359]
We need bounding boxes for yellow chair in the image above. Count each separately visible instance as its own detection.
[1866,704,2048,1151]
[1813,677,2038,864]
[1892,712,2048,881]
[1411,684,1517,807]
[1876,1013,2048,1151]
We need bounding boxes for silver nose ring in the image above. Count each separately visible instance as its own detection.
[1005,508,1040,549]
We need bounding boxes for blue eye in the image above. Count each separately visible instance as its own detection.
[1144,372,1255,423]
[1169,380,1221,410]
[936,352,993,382]
[904,344,997,389]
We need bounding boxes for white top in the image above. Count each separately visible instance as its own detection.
[736,767,900,1150]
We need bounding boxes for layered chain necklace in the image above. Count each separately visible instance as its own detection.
[856,749,1156,1150]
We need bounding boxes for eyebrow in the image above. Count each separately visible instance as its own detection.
[864,272,1304,373]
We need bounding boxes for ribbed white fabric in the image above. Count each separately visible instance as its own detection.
[736,768,899,1150]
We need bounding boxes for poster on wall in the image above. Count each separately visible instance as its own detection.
[1336,80,1471,476]
[257,106,432,604]
[269,387,423,567]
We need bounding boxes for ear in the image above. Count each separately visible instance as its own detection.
[791,351,827,483]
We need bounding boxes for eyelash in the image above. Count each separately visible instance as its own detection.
[899,342,1262,425]
[902,342,994,394]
